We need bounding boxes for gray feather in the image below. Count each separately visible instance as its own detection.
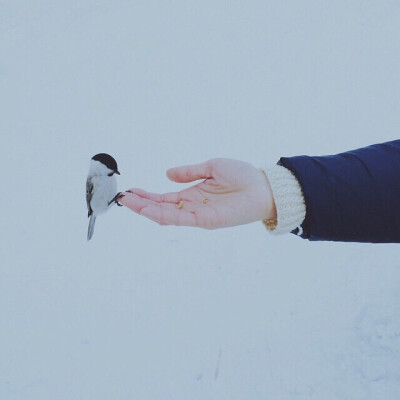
[86,177,94,217]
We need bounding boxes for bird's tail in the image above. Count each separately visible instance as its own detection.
[87,215,96,241]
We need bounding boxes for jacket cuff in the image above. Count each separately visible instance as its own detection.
[263,165,306,235]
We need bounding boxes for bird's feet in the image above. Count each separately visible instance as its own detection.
[109,192,125,206]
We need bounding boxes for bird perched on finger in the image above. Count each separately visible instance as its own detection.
[86,153,122,240]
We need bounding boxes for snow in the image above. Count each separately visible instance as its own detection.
[1,1,400,399]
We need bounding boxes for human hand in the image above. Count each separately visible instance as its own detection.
[118,158,276,229]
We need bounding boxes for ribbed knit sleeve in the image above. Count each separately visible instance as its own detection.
[263,165,306,235]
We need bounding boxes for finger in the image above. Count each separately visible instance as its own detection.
[117,192,155,212]
[118,192,188,219]
[125,188,181,204]
[118,192,176,214]
[140,206,198,227]
[125,188,150,197]
[166,161,212,183]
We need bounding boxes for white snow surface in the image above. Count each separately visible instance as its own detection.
[1,1,400,399]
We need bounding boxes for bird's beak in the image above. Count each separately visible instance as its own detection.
[115,170,121,175]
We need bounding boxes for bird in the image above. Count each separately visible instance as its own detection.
[86,153,122,240]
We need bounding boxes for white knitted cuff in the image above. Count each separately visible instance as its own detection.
[263,165,306,235]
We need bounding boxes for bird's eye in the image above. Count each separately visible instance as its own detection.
[108,172,114,177]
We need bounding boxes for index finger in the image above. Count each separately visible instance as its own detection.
[125,188,181,204]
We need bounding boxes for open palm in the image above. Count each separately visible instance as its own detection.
[119,158,276,229]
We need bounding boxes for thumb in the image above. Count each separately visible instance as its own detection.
[166,161,212,183]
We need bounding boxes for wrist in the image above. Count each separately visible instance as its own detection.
[261,165,306,234]
[260,169,277,229]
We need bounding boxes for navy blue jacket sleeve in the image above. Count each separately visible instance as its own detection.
[278,140,400,243]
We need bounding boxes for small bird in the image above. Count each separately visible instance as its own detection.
[86,153,122,240]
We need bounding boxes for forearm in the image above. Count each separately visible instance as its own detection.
[265,140,400,243]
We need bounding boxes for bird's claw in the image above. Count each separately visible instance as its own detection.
[109,192,125,206]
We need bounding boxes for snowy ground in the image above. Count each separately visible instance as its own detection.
[1,1,400,399]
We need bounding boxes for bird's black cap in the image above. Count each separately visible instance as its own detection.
[92,153,120,174]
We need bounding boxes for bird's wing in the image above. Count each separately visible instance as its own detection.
[86,177,94,217]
